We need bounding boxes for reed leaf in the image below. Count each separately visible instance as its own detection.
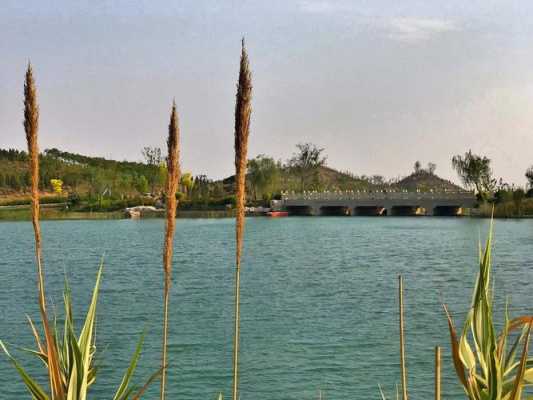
[444,223,533,399]
[2,264,155,399]
[0,340,50,400]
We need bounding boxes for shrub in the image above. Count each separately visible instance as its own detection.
[444,226,533,399]
[1,265,157,399]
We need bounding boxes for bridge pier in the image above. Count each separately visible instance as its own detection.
[354,206,385,216]
[391,206,420,216]
[422,203,434,216]
[311,205,321,216]
[433,206,462,216]
[320,206,350,216]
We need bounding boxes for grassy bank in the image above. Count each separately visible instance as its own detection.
[3,205,533,221]
[0,208,124,221]
[0,207,235,221]
[476,198,533,218]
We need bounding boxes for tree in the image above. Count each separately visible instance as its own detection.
[526,166,533,188]
[369,175,385,186]
[452,150,495,198]
[50,179,63,194]
[141,146,162,166]
[288,143,327,191]
[135,175,149,194]
[414,161,422,173]
[141,147,163,194]
[180,172,194,197]
[427,162,437,175]
[513,188,525,216]
[191,175,211,205]
[248,155,280,201]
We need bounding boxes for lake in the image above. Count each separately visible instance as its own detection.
[1,217,532,399]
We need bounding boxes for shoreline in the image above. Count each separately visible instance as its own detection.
[0,208,236,221]
[1,208,532,221]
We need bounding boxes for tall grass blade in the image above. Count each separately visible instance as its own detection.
[509,323,532,400]
[113,331,146,400]
[398,275,408,400]
[0,340,50,400]
[132,368,163,400]
[435,346,441,400]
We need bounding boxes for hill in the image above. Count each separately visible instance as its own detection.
[0,147,161,199]
[394,170,465,191]
[0,147,465,208]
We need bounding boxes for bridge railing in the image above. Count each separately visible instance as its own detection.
[281,190,476,201]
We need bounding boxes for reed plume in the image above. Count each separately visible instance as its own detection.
[232,38,253,400]
[160,100,181,400]
[24,63,64,399]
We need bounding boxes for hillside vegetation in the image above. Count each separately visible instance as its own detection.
[0,146,469,208]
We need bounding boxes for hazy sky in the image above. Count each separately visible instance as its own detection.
[2,1,533,184]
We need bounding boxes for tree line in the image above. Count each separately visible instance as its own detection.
[1,144,532,211]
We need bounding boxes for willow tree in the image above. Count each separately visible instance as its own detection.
[288,142,326,191]
[452,150,495,198]
[248,155,279,201]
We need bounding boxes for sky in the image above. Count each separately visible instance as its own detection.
[1,0,533,185]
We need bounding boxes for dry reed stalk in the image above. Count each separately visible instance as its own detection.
[160,101,181,400]
[24,63,64,398]
[398,275,408,400]
[435,346,441,400]
[232,38,252,400]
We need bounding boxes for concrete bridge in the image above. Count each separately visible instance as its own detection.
[280,190,477,216]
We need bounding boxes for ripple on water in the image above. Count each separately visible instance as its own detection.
[0,217,532,399]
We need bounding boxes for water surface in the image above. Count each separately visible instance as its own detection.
[1,217,532,399]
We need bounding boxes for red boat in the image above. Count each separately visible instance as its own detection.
[266,210,289,217]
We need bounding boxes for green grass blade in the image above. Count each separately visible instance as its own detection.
[131,368,163,400]
[113,331,146,400]
[509,323,532,400]
[0,340,50,400]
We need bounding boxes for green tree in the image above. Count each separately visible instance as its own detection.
[452,150,495,198]
[180,172,195,198]
[427,162,437,175]
[513,188,525,216]
[248,155,280,201]
[288,143,326,191]
[141,146,163,194]
[191,175,211,206]
[135,175,149,194]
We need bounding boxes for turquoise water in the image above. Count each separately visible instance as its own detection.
[0,217,532,399]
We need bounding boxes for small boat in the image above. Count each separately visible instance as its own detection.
[266,210,289,217]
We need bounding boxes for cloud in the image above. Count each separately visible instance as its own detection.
[297,3,459,43]
[298,0,351,14]
[385,17,458,43]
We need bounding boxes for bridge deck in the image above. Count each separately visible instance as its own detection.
[280,191,476,216]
